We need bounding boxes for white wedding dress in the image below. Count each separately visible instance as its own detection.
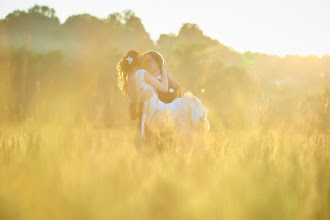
[133,69,210,144]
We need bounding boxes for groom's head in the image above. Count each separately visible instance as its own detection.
[141,50,164,76]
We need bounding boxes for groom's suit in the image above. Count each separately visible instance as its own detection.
[129,76,181,147]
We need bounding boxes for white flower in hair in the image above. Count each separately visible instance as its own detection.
[126,56,133,65]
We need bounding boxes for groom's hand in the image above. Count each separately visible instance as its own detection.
[129,89,153,121]
[136,89,153,103]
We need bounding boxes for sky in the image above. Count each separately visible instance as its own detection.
[1,0,330,57]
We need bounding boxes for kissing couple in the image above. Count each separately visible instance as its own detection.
[117,50,210,150]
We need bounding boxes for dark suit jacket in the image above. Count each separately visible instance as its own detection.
[129,80,181,146]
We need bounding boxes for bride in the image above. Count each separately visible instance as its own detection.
[117,50,210,149]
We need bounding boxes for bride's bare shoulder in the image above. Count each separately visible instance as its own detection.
[134,69,152,80]
[137,68,150,74]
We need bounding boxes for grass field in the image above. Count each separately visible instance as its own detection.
[0,102,329,220]
[1,4,330,219]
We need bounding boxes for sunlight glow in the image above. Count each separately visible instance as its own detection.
[1,0,329,56]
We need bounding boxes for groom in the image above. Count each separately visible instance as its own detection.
[129,65,181,148]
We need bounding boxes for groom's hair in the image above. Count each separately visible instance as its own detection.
[141,50,164,71]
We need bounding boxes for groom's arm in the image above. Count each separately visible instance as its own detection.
[129,98,142,120]
[128,89,153,120]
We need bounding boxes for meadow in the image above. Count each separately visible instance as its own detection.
[0,5,330,220]
[0,76,329,220]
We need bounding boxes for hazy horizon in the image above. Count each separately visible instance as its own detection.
[1,0,330,57]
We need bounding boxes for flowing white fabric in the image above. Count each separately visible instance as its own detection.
[135,69,210,142]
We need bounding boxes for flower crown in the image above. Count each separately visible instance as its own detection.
[126,56,133,65]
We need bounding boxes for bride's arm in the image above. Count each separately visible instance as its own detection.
[144,65,168,92]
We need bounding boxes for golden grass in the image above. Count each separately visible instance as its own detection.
[0,111,329,220]
[0,59,329,219]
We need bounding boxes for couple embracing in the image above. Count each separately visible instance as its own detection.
[117,50,210,150]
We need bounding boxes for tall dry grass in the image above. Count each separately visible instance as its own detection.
[0,71,329,220]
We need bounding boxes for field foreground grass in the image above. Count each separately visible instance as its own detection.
[0,118,329,220]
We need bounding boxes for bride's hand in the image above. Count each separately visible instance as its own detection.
[166,71,179,88]
[168,77,179,88]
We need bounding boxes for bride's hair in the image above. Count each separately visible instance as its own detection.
[116,50,141,94]
[142,50,164,71]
